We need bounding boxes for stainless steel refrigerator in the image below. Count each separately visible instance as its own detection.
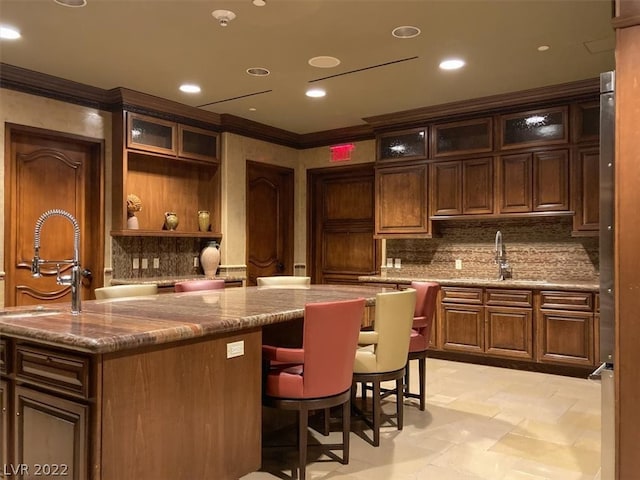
[593,70,615,480]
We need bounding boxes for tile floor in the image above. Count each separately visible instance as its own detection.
[242,358,602,480]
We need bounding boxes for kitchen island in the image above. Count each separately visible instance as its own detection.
[0,284,390,480]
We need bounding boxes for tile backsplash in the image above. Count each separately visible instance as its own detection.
[112,237,205,279]
[386,217,599,281]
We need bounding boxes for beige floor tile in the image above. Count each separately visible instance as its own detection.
[490,433,601,475]
[243,359,602,480]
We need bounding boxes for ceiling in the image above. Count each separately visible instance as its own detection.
[0,0,615,135]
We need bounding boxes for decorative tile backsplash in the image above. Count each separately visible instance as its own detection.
[112,237,204,279]
[386,217,599,281]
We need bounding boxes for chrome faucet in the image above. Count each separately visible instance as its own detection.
[494,230,511,280]
[32,209,82,314]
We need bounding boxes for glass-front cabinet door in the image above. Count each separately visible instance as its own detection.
[377,127,428,162]
[127,113,177,155]
[500,107,568,149]
[179,125,219,163]
[431,117,493,157]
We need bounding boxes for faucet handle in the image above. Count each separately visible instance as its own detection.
[31,258,42,278]
[56,264,72,286]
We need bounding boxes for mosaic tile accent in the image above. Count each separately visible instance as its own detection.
[386,217,599,281]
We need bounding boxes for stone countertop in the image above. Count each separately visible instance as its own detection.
[359,275,599,292]
[110,274,245,287]
[0,285,392,355]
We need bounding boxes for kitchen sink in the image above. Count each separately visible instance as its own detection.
[0,306,61,319]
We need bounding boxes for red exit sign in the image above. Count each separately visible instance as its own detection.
[330,143,355,162]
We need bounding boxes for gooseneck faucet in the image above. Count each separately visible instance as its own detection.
[32,209,82,314]
[494,230,510,280]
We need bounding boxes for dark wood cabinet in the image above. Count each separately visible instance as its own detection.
[112,110,222,238]
[500,107,568,149]
[484,289,534,360]
[14,386,88,480]
[536,290,595,366]
[572,101,600,143]
[377,128,428,162]
[375,163,430,237]
[0,379,7,480]
[498,149,569,214]
[431,157,493,217]
[440,287,484,353]
[533,149,569,211]
[572,146,600,235]
[431,117,493,157]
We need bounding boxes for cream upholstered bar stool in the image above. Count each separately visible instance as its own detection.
[94,284,158,299]
[174,279,226,292]
[351,288,416,446]
[257,276,311,287]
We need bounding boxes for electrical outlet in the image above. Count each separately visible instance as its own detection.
[153,257,160,269]
[132,258,139,269]
[226,341,244,359]
[386,258,393,268]
[193,256,199,267]
[455,259,462,270]
[141,258,148,269]
[394,258,401,268]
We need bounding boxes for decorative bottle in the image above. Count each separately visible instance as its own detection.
[200,240,220,277]
[198,210,211,232]
[164,212,179,230]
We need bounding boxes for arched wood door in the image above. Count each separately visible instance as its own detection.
[246,161,294,286]
[4,125,104,307]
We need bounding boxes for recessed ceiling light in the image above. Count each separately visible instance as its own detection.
[179,84,201,94]
[439,58,465,70]
[246,67,270,77]
[249,107,257,111]
[54,0,87,6]
[306,88,326,98]
[392,26,421,39]
[252,0,266,6]
[308,56,341,68]
[0,26,21,40]
[537,45,550,52]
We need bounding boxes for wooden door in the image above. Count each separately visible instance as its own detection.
[572,146,600,234]
[309,164,380,285]
[246,161,294,286]
[440,304,484,353]
[4,125,103,307]
[485,306,533,360]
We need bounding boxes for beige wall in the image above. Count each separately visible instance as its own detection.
[0,88,376,301]
[0,88,113,306]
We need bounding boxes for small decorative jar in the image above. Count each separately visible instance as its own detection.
[200,240,220,277]
[198,210,211,232]
[164,212,179,231]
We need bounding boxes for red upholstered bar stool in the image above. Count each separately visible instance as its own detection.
[405,281,440,411]
[262,297,365,480]
[174,279,226,292]
[352,288,416,447]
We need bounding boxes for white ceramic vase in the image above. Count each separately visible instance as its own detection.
[200,241,220,277]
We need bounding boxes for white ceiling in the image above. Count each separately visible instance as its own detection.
[0,0,615,134]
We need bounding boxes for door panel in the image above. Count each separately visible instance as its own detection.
[246,161,294,286]
[5,127,103,307]
[309,164,380,285]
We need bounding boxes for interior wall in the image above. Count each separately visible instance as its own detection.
[0,88,112,307]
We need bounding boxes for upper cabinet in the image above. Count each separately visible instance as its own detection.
[127,113,219,163]
[431,117,493,158]
[377,127,428,162]
[112,111,222,238]
[499,107,568,150]
[572,101,600,144]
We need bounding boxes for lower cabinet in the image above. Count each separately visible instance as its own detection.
[441,287,534,360]
[0,379,7,480]
[13,386,88,480]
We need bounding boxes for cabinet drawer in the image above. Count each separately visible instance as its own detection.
[485,289,533,307]
[441,287,483,304]
[15,344,91,399]
[540,291,593,311]
[0,339,6,375]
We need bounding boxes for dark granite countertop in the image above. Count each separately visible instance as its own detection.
[110,274,245,287]
[359,275,599,292]
[0,285,392,354]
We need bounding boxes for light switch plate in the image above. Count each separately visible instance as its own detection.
[226,341,244,359]
[386,257,393,268]
[153,257,160,269]
[141,258,148,270]
[455,259,462,270]
[394,258,401,268]
[132,258,139,269]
